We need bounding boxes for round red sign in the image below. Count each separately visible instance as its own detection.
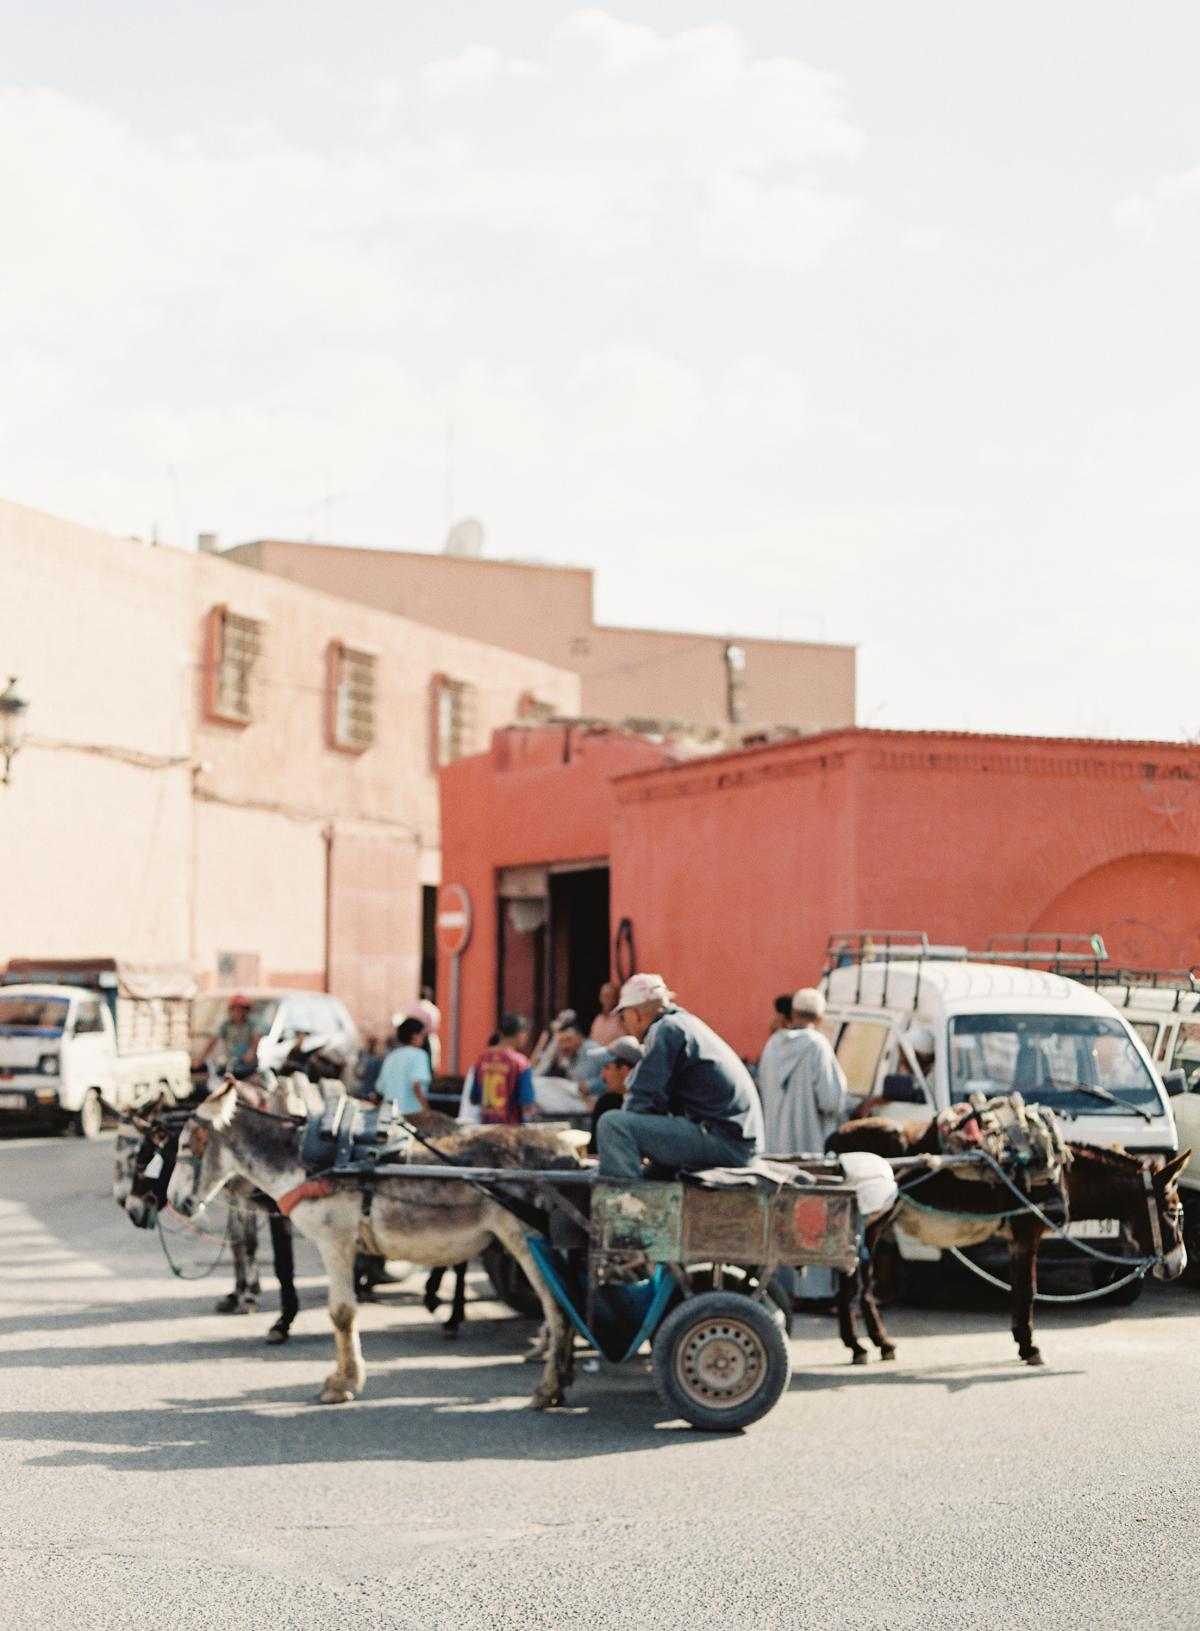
[436,883,473,958]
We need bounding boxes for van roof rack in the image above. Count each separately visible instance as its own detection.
[1076,965,1200,1011]
[822,929,1110,1009]
[981,934,1109,968]
[822,931,961,1008]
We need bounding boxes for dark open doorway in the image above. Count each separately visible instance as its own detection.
[496,863,610,1041]
[549,866,610,1032]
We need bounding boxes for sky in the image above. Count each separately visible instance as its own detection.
[2,2,1199,740]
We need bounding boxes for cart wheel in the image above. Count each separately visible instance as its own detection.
[687,1268,793,1336]
[652,1290,792,1432]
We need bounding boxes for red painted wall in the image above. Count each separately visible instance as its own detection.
[444,725,1200,1068]
[613,730,1200,1058]
[438,726,673,1066]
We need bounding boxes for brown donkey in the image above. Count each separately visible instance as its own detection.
[827,1118,1189,1366]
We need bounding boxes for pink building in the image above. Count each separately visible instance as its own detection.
[226,538,857,733]
[0,499,579,1031]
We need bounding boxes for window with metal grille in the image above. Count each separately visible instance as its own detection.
[431,674,478,767]
[204,606,263,725]
[327,642,376,752]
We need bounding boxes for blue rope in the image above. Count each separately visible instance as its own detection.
[893,1148,1167,1272]
[948,1247,1151,1305]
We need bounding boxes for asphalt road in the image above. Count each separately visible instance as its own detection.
[1,1133,1197,1631]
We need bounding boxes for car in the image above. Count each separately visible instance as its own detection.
[191,989,360,1080]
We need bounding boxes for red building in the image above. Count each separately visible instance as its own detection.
[439,725,1200,1065]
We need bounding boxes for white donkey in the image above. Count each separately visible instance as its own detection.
[168,1080,585,1409]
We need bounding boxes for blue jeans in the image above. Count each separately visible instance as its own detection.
[596,1109,757,1179]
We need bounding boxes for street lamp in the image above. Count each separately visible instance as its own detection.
[0,677,29,785]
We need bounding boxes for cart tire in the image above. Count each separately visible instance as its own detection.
[74,1089,104,1141]
[481,1242,542,1319]
[652,1290,792,1431]
[687,1268,793,1336]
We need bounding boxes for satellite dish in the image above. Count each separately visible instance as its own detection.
[444,518,484,558]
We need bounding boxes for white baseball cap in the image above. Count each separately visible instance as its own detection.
[615,973,671,1011]
[791,987,826,1020]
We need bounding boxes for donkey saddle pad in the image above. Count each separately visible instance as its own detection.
[935,1092,1069,1185]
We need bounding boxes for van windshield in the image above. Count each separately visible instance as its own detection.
[0,996,69,1034]
[949,1013,1163,1117]
[191,996,280,1041]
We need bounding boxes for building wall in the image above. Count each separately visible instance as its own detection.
[437,726,673,1066]
[229,539,857,732]
[0,499,580,1032]
[613,729,1200,1057]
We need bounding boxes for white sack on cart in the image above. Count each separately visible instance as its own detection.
[838,1151,898,1219]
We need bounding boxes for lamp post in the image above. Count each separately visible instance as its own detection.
[0,677,29,785]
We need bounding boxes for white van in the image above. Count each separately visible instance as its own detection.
[0,984,191,1137]
[1086,973,1200,1283]
[819,935,1177,1287]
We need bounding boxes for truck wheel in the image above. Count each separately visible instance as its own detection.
[1181,1198,1200,1288]
[651,1290,792,1431]
[481,1242,542,1318]
[74,1090,103,1140]
[1090,1265,1145,1305]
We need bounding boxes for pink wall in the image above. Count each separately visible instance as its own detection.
[0,498,580,1035]
[233,539,857,733]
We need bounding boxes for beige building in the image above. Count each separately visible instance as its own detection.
[0,499,578,1029]
[226,540,857,732]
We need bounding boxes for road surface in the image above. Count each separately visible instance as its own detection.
[1,1133,1197,1630]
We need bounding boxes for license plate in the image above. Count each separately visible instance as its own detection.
[0,1093,26,1110]
[1067,1218,1120,1239]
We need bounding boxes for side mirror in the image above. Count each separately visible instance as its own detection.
[882,1072,927,1104]
[1162,1069,1187,1099]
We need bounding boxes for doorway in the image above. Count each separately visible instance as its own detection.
[549,866,611,1032]
[495,862,610,1040]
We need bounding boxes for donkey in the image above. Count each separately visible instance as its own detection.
[114,1094,300,1343]
[828,1116,1189,1366]
[168,1080,584,1408]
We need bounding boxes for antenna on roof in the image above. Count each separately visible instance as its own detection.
[444,519,484,558]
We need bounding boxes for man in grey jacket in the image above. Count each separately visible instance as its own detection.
[758,985,847,1303]
[596,973,764,1179]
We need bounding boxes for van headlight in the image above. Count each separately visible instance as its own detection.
[38,1053,59,1075]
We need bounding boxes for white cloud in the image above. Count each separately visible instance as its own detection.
[1113,163,1200,230]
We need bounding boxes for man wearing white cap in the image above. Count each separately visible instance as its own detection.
[596,974,764,1179]
[757,986,847,1304]
[758,988,846,1158]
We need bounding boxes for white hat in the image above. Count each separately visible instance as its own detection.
[904,1022,936,1058]
[791,987,826,1020]
[615,973,671,1011]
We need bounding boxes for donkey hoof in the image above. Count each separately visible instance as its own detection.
[1023,1351,1045,1367]
[317,1386,355,1404]
[852,1351,869,1366]
[441,1324,460,1340]
[264,1323,290,1345]
[880,1347,896,1362]
[530,1385,564,1410]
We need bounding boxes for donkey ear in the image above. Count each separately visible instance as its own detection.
[196,1080,239,1130]
[1156,1150,1191,1187]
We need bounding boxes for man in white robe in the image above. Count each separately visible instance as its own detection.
[758,986,848,1303]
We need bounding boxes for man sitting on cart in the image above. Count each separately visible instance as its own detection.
[596,974,763,1179]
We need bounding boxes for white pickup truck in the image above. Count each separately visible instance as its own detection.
[0,973,192,1138]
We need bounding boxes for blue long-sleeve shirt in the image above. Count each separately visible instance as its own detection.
[625,1006,764,1149]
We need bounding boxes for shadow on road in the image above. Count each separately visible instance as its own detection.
[0,1352,718,1470]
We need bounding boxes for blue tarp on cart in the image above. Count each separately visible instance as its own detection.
[525,1234,676,1364]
